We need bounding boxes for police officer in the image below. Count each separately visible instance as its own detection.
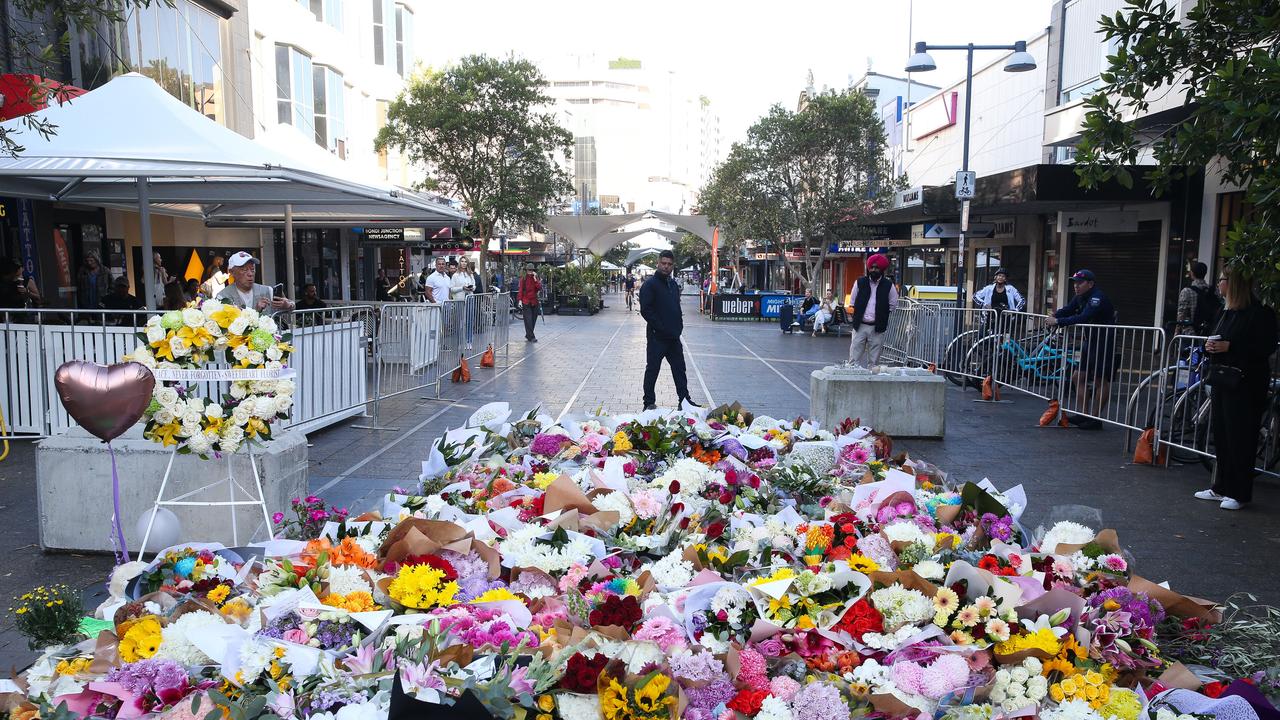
[639,250,701,411]
[1046,269,1116,429]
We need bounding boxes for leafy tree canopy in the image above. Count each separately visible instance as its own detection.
[376,54,575,269]
[1074,0,1280,303]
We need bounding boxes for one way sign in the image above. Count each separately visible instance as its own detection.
[955,170,976,200]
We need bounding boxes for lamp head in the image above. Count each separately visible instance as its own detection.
[1003,40,1037,72]
[905,41,937,73]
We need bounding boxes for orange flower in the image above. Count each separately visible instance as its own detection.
[690,444,722,467]
[491,477,516,494]
[300,537,378,569]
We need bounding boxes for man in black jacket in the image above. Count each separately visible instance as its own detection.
[848,253,899,366]
[639,250,700,410]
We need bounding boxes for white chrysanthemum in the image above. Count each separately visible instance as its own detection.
[882,520,934,547]
[591,491,634,527]
[912,560,946,581]
[1040,521,1096,554]
[187,433,212,456]
[647,551,695,589]
[558,693,604,720]
[1040,700,1103,720]
[156,611,222,665]
[758,696,793,720]
[870,583,934,630]
[326,565,372,596]
[499,525,594,573]
[237,640,274,683]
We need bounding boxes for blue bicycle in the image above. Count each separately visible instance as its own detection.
[951,315,1078,387]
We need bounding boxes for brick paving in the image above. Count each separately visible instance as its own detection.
[1,290,1277,668]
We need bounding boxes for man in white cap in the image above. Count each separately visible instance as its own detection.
[216,251,294,314]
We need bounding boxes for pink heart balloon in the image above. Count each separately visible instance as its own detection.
[53,361,156,442]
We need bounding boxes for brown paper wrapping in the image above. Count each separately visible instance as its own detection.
[1128,575,1222,622]
[352,510,382,522]
[1055,528,1121,557]
[935,504,962,527]
[869,569,939,598]
[544,474,599,515]
[378,519,472,562]
[471,538,502,579]
[869,692,920,718]
[87,629,122,674]
[1156,662,1203,691]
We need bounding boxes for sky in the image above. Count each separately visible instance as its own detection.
[415,0,1054,146]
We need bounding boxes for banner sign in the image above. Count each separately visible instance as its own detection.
[711,294,761,321]
[1057,211,1139,234]
[760,294,803,319]
[17,198,37,280]
[150,368,297,382]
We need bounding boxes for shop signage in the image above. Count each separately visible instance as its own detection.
[1056,211,1139,234]
[17,198,37,279]
[894,186,923,209]
[760,294,803,319]
[363,227,405,243]
[712,294,761,320]
[923,222,995,239]
[753,252,778,260]
[992,218,1016,240]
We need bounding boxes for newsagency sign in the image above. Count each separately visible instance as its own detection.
[712,294,761,321]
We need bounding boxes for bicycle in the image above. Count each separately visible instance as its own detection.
[944,314,1076,388]
[625,289,634,312]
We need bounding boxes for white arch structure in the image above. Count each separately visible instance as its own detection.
[542,210,716,257]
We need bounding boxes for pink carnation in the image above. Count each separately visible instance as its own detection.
[737,646,770,692]
[770,676,802,701]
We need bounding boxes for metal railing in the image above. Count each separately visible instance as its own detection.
[0,293,513,439]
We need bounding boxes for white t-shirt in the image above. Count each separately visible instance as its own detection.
[236,287,255,308]
[450,271,474,300]
[424,271,452,304]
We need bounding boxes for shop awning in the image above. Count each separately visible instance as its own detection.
[0,73,467,304]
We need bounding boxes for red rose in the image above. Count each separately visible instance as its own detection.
[679,517,691,529]
[725,469,739,485]
[748,475,761,489]
[834,598,884,640]
[1204,682,1226,699]
[718,492,734,505]
[706,521,726,539]
[840,523,856,534]
[669,481,681,494]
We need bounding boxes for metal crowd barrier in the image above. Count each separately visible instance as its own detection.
[1055,321,1166,433]
[935,307,997,385]
[1151,334,1280,477]
[0,293,514,439]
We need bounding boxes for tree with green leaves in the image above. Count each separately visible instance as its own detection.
[1074,0,1280,303]
[671,232,711,274]
[0,0,169,158]
[376,54,575,272]
[603,239,638,267]
[700,92,899,290]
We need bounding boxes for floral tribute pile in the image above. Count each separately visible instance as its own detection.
[6,402,1279,720]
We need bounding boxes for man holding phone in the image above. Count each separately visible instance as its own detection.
[216,251,295,315]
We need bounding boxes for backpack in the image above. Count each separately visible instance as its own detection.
[1190,285,1221,336]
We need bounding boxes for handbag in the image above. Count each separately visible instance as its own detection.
[1200,359,1242,389]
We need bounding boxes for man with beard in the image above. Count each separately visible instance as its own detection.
[847,253,899,367]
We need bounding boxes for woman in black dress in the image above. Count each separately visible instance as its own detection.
[1194,266,1277,510]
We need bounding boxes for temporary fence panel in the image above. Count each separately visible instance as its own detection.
[881,299,926,367]
[973,311,1075,401]
[438,292,507,382]
[285,306,374,434]
[374,303,444,401]
[935,307,997,385]
[1055,321,1165,433]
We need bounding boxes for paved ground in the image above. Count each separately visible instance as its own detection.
[1,291,1277,668]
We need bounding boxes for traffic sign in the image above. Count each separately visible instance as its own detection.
[955,170,976,200]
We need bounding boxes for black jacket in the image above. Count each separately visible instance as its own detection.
[1213,302,1278,386]
[639,272,683,339]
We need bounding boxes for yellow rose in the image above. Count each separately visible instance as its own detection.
[537,695,555,713]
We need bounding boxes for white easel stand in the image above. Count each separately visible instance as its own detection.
[138,444,276,558]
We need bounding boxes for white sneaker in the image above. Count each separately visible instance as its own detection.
[1194,489,1226,502]
[1220,498,1245,511]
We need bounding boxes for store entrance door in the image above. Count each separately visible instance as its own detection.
[1069,220,1162,326]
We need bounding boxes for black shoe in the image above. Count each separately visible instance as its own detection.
[643,404,657,411]
[530,337,538,343]
[681,398,703,408]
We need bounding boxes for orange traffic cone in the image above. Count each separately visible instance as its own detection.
[1039,399,1060,427]
[981,376,1000,401]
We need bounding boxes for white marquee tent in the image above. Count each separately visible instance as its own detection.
[0,74,467,304]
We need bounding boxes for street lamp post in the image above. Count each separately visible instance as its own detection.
[905,40,1036,315]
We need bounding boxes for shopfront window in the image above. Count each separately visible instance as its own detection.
[313,66,346,156]
[1213,191,1252,273]
[905,249,945,288]
[275,229,342,299]
[276,44,314,130]
[125,0,226,125]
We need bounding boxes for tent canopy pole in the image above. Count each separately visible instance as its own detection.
[138,177,156,309]
[284,203,295,299]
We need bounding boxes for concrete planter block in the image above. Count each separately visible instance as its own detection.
[36,425,308,553]
[810,365,946,438]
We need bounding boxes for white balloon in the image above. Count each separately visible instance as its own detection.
[136,507,182,551]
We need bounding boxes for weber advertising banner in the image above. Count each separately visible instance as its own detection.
[712,294,761,321]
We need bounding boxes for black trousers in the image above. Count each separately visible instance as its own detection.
[523,305,538,340]
[643,331,690,407]
[1211,375,1268,502]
